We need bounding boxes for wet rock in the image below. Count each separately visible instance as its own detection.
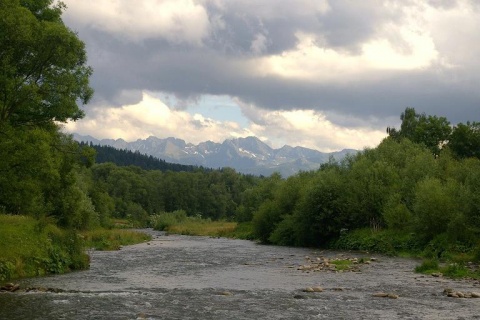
[0,283,20,292]
[431,272,442,277]
[446,291,474,298]
[297,256,371,273]
[443,288,454,294]
[372,292,389,297]
[373,292,399,299]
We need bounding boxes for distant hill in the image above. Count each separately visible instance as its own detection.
[80,142,206,172]
[74,134,357,177]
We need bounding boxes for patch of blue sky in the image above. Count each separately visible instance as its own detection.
[153,92,249,128]
[192,95,249,128]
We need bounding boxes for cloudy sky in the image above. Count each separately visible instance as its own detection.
[62,0,480,152]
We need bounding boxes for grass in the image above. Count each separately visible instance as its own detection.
[330,259,353,271]
[414,259,439,274]
[0,214,89,282]
[111,219,136,229]
[151,211,254,239]
[81,229,152,251]
[415,258,480,280]
[152,213,254,240]
[167,220,237,237]
[225,222,255,240]
[0,214,152,282]
[332,228,422,256]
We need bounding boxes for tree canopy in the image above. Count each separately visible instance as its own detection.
[387,107,451,156]
[0,0,93,127]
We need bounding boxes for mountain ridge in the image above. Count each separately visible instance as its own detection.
[73,134,356,177]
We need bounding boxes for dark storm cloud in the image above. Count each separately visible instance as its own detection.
[65,0,480,127]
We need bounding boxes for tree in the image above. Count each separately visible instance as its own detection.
[0,0,93,127]
[387,107,451,156]
[448,122,480,159]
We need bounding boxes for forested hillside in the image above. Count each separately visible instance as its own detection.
[82,142,208,172]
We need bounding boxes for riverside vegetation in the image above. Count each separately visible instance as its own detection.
[2,0,480,283]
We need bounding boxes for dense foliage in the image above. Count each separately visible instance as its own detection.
[0,215,89,280]
[0,0,93,127]
[244,108,480,261]
[83,142,207,172]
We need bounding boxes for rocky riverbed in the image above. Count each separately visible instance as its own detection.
[1,230,480,319]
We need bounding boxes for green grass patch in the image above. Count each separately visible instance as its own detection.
[332,228,422,256]
[415,259,480,280]
[81,229,151,251]
[151,211,254,239]
[150,210,188,231]
[0,214,89,282]
[226,222,255,240]
[330,259,353,271]
[414,259,439,274]
[111,219,136,229]
[167,220,237,237]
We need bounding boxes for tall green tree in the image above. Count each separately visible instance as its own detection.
[0,0,95,229]
[448,122,480,159]
[387,107,451,156]
[0,0,93,127]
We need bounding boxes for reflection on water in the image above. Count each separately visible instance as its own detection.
[0,230,479,319]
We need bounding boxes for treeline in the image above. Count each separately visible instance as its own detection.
[83,142,208,172]
[81,163,260,227]
[242,108,480,258]
[0,129,261,229]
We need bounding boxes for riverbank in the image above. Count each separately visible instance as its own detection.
[160,218,480,280]
[2,231,480,319]
[0,214,151,282]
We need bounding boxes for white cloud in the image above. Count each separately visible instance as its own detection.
[60,0,480,150]
[65,92,386,152]
[235,100,387,152]
[425,0,480,69]
[250,33,268,55]
[63,0,211,45]
[256,24,438,82]
[65,92,254,143]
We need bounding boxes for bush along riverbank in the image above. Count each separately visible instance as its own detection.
[0,215,89,282]
[332,228,480,280]
[0,215,151,283]
[151,213,480,280]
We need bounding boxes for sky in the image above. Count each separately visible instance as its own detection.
[61,0,480,152]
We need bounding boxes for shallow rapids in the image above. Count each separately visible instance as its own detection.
[1,230,479,319]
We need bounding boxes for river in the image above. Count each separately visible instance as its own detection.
[1,230,479,319]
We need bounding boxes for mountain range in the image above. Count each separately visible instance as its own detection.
[73,134,356,177]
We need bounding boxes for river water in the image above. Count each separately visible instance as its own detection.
[1,230,479,319]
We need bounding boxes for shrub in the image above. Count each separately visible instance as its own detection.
[442,263,469,278]
[151,210,187,231]
[415,259,439,273]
